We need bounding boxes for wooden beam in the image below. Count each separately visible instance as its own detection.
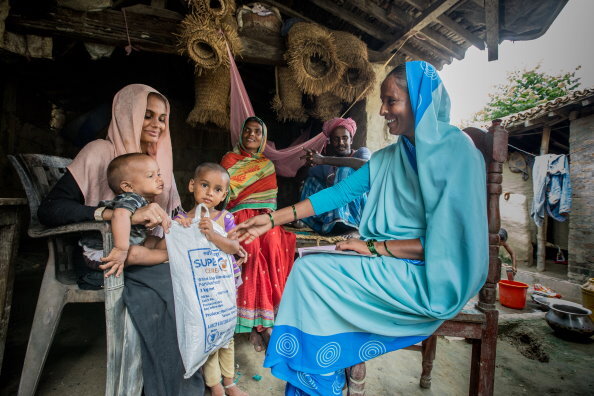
[6,7,284,65]
[350,0,471,57]
[436,14,485,50]
[263,0,317,25]
[485,0,499,61]
[380,0,460,54]
[417,27,464,59]
[312,0,393,42]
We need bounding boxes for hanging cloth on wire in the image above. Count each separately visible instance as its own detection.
[227,46,326,177]
[531,154,572,227]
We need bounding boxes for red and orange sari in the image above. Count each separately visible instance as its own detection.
[221,117,296,333]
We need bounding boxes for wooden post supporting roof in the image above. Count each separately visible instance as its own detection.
[536,125,552,272]
[485,0,499,61]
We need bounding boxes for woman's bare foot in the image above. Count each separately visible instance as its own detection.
[261,327,272,348]
[249,328,264,352]
[223,379,249,396]
[209,383,225,396]
[346,362,366,396]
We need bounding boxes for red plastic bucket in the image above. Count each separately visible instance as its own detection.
[498,280,529,309]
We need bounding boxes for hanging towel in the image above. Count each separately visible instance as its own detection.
[531,154,572,227]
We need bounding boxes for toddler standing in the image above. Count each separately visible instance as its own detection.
[175,162,248,396]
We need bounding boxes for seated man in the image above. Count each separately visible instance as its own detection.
[300,117,370,235]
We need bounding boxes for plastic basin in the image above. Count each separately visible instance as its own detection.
[498,280,529,309]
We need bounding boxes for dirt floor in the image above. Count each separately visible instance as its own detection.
[1,250,593,396]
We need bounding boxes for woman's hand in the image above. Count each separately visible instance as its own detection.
[301,148,325,166]
[335,238,373,256]
[131,202,171,233]
[228,214,272,244]
[99,246,128,277]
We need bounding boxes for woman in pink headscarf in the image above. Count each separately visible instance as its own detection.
[300,117,370,234]
[38,84,205,395]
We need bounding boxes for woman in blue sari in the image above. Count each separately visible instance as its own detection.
[230,61,488,395]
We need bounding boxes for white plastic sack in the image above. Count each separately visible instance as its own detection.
[165,204,237,378]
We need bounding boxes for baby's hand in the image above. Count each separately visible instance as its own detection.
[99,246,128,277]
[199,217,214,238]
[174,215,193,228]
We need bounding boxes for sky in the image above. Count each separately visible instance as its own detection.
[439,0,594,125]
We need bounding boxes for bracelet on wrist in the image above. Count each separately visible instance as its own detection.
[366,239,378,255]
[267,213,275,228]
[291,205,298,222]
[383,241,397,258]
[94,206,106,221]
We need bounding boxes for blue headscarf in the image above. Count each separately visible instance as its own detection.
[359,61,488,319]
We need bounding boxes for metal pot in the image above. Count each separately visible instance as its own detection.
[545,303,594,341]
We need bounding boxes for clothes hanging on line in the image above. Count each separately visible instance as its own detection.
[531,154,572,227]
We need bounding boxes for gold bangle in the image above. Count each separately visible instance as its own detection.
[268,213,275,228]
[291,205,298,221]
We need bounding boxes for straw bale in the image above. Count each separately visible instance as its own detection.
[271,66,307,123]
[187,66,230,129]
[332,30,376,102]
[311,93,344,121]
[187,0,236,20]
[285,22,345,96]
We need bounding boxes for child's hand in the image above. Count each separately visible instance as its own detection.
[235,246,248,266]
[99,246,128,277]
[174,215,193,228]
[199,217,214,239]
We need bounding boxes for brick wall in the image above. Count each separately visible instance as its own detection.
[568,114,594,282]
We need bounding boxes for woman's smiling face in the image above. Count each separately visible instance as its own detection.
[241,120,263,153]
[379,75,415,142]
[140,94,167,149]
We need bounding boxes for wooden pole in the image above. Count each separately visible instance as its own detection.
[536,125,551,272]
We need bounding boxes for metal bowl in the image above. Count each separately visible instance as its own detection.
[545,303,594,341]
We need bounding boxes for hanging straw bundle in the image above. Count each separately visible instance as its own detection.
[271,66,307,122]
[285,22,345,96]
[331,31,376,102]
[187,0,236,20]
[187,66,230,129]
[179,13,241,70]
[311,92,344,121]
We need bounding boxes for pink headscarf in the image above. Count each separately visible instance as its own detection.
[67,84,181,214]
[322,117,357,138]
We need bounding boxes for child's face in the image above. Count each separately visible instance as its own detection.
[189,169,228,209]
[121,157,164,198]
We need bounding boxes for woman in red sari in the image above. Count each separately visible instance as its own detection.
[221,116,296,351]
